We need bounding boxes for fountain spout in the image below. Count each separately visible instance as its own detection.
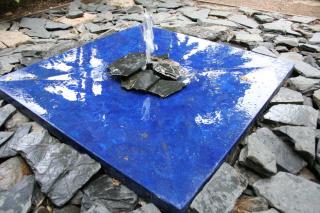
[143,8,155,65]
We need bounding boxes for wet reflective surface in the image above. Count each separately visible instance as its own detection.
[0,26,293,212]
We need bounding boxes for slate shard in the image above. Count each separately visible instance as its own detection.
[109,53,146,77]
[153,59,181,80]
[82,175,138,213]
[121,69,160,91]
[149,79,186,98]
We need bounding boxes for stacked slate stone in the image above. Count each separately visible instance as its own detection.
[1,0,320,212]
[108,53,186,97]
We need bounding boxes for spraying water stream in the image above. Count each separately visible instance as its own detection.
[143,9,155,65]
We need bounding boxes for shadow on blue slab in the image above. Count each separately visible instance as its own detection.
[0,26,293,212]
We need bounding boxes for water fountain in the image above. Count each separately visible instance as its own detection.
[0,10,293,213]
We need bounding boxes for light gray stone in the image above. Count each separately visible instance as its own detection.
[252,46,276,57]
[263,19,301,36]
[0,175,34,213]
[12,131,101,206]
[264,104,318,128]
[234,31,263,43]
[5,111,30,130]
[294,61,320,78]
[190,163,248,213]
[198,18,238,27]
[179,7,210,21]
[130,204,161,213]
[271,87,303,105]
[290,15,317,24]
[279,52,303,62]
[303,96,313,107]
[0,104,16,128]
[228,14,259,28]
[85,22,113,34]
[20,17,51,39]
[249,128,306,174]
[239,7,258,16]
[310,32,320,44]
[253,172,320,213]
[275,35,298,47]
[45,21,71,30]
[174,25,224,41]
[0,131,13,146]
[254,14,274,23]
[288,76,320,95]
[239,135,277,177]
[313,89,320,108]
[234,162,262,186]
[82,175,138,212]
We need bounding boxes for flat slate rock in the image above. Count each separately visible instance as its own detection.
[263,19,300,36]
[153,59,181,80]
[264,104,318,128]
[254,14,274,23]
[299,43,320,52]
[179,7,210,21]
[121,69,160,91]
[288,76,320,95]
[313,89,320,108]
[20,17,51,39]
[0,131,13,146]
[310,32,320,44]
[294,61,320,78]
[85,203,112,213]
[148,79,186,98]
[45,21,71,30]
[209,10,233,18]
[253,172,320,213]
[109,53,146,77]
[275,35,298,47]
[190,163,248,213]
[270,87,303,105]
[0,175,34,213]
[290,15,317,24]
[249,128,306,174]
[0,104,16,127]
[198,18,238,27]
[274,126,316,162]
[228,14,259,28]
[252,46,276,57]
[234,31,263,43]
[12,131,101,206]
[239,136,277,177]
[82,175,138,212]
[130,204,161,213]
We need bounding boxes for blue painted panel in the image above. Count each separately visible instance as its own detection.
[0,26,293,212]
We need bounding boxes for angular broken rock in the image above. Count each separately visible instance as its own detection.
[0,31,32,48]
[0,156,31,191]
[130,203,161,213]
[309,32,320,44]
[228,14,259,28]
[262,19,301,36]
[294,61,320,78]
[313,89,320,108]
[149,79,186,98]
[274,35,298,47]
[85,202,112,213]
[270,87,303,105]
[234,32,263,43]
[190,163,248,213]
[253,172,320,213]
[233,195,269,213]
[5,111,30,130]
[290,15,317,24]
[252,46,276,57]
[0,131,13,146]
[0,175,35,213]
[0,104,16,127]
[82,175,138,212]
[153,59,181,80]
[109,53,146,77]
[288,76,320,95]
[239,136,277,177]
[274,126,316,162]
[263,104,318,128]
[12,131,101,206]
[121,69,160,90]
[248,128,306,174]
[45,21,71,30]
[234,162,262,186]
[179,7,210,21]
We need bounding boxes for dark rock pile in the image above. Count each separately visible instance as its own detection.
[109,53,186,97]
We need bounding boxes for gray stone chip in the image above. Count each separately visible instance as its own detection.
[270,87,303,105]
[288,76,320,95]
[0,131,14,146]
[149,79,186,98]
[228,14,259,28]
[253,172,320,213]
[190,163,248,213]
[0,104,16,127]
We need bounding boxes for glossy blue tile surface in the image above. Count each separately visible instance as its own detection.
[0,26,292,212]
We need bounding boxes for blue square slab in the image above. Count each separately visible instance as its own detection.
[0,26,293,212]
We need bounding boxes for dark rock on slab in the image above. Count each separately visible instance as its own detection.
[54,205,80,213]
[149,79,186,98]
[248,128,306,174]
[233,195,269,213]
[263,19,301,36]
[109,53,146,77]
[0,175,34,213]
[288,76,320,95]
[270,87,303,105]
[45,21,71,30]
[179,7,210,21]
[190,163,248,213]
[294,61,320,78]
[228,14,259,28]
[253,172,320,213]
[5,111,30,130]
[12,131,101,206]
[0,123,31,158]
[130,203,161,213]
[239,137,277,177]
[0,104,16,128]
[82,175,138,212]
[0,156,31,190]
[121,69,160,91]
[153,59,181,80]
[0,131,13,146]
[274,126,316,162]
[263,104,318,128]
